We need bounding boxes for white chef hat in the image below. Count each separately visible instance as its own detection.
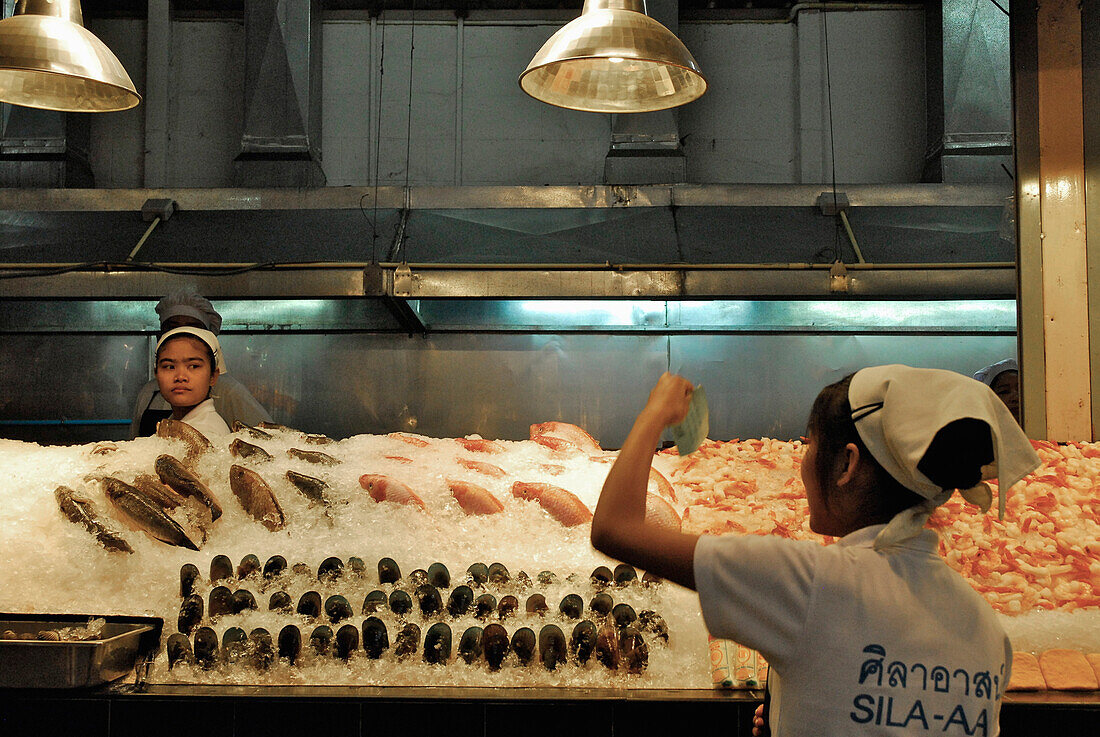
[155,327,229,375]
[973,358,1019,387]
[156,291,223,334]
[848,364,1039,549]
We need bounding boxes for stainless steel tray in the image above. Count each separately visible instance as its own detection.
[0,613,163,689]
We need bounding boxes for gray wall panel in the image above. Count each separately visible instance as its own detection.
[85,18,146,188]
[678,22,799,184]
[672,333,1017,441]
[0,331,1016,447]
[169,21,246,187]
[460,24,610,186]
[81,10,936,189]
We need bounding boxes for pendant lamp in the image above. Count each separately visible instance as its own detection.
[0,0,140,112]
[519,0,706,114]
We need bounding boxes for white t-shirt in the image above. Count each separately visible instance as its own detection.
[130,375,271,438]
[179,398,230,439]
[694,525,1012,737]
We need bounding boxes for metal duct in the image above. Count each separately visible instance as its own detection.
[604,0,687,185]
[0,0,93,187]
[233,0,325,187]
[925,0,1012,183]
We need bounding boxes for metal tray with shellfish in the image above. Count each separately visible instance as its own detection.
[0,613,163,689]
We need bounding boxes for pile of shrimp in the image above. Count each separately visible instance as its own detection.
[662,439,1100,615]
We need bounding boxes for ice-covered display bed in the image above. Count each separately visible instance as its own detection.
[2,421,1097,689]
[0,422,707,687]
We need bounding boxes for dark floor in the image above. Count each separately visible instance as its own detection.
[0,686,1097,737]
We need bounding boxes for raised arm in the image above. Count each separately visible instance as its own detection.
[591,373,702,590]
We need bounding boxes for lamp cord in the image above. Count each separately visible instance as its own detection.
[366,0,389,266]
[822,3,843,263]
[398,0,417,264]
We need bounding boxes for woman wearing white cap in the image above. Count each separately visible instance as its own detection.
[592,366,1039,737]
[153,327,231,438]
[973,358,1020,424]
[130,291,271,437]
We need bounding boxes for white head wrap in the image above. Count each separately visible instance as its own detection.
[848,364,1039,549]
[156,291,223,334]
[156,327,229,375]
[973,358,1019,387]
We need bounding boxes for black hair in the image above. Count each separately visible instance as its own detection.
[155,333,216,371]
[806,374,921,520]
[807,374,997,520]
[917,418,995,491]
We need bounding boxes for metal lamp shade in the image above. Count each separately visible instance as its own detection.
[0,9,140,112]
[519,0,706,114]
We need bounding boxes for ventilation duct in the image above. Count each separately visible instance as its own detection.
[233,0,325,187]
[604,0,688,184]
[925,0,1012,183]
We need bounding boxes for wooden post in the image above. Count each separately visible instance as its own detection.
[1014,0,1093,441]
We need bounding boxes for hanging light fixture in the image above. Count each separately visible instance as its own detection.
[0,0,140,112]
[519,0,706,114]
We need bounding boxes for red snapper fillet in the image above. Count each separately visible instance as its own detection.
[457,437,503,453]
[530,422,602,454]
[455,457,508,478]
[389,432,430,448]
[447,479,505,515]
[359,474,426,510]
[510,481,592,527]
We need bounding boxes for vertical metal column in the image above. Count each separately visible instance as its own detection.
[144,0,172,187]
[1084,0,1100,438]
[1012,0,1045,438]
[1014,0,1092,441]
[233,0,326,187]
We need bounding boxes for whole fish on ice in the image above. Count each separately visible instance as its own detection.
[287,448,339,466]
[100,477,201,550]
[455,458,507,478]
[447,479,504,515]
[530,422,602,454]
[229,465,286,531]
[389,432,430,448]
[230,438,273,462]
[156,418,213,463]
[134,473,212,542]
[155,454,223,521]
[359,474,426,510]
[232,421,273,440]
[285,470,331,507]
[54,486,133,554]
[456,437,503,453]
[510,481,592,527]
[131,474,186,509]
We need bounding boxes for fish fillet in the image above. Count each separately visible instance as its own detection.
[447,479,504,515]
[510,481,592,527]
[455,458,507,478]
[359,474,426,510]
[530,422,601,454]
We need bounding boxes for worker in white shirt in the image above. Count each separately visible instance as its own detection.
[593,365,1039,737]
[131,291,271,437]
[153,326,230,437]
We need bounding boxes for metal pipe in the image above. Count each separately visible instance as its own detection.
[0,260,1016,271]
[838,210,866,264]
[0,419,129,426]
[126,218,161,262]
